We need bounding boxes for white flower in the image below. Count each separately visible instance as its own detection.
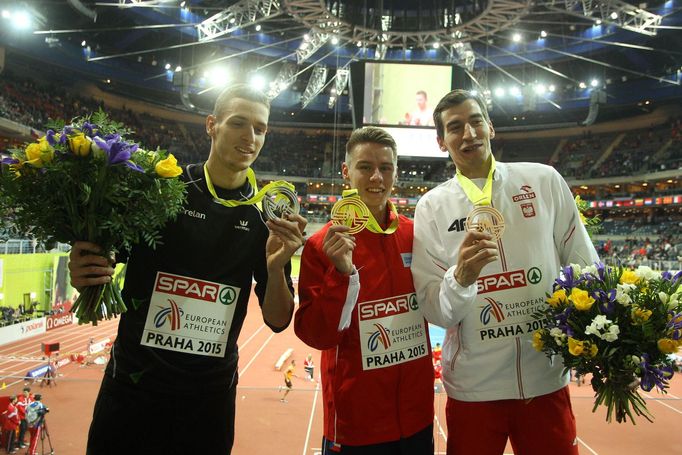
[616,284,634,306]
[582,264,598,277]
[660,292,669,305]
[549,327,566,346]
[570,263,582,276]
[603,325,620,342]
[635,265,660,281]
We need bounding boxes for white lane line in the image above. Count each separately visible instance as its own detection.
[239,332,275,376]
[302,382,321,455]
[642,393,682,415]
[577,436,599,455]
[238,324,266,352]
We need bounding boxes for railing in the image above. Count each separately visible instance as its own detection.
[603,257,682,272]
[0,239,71,255]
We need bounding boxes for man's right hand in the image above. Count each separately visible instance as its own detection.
[68,241,115,290]
[322,225,356,276]
[454,231,498,287]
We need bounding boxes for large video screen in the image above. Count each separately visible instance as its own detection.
[362,62,453,127]
[349,61,468,158]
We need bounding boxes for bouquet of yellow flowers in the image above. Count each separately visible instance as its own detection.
[0,111,186,324]
[533,263,681,423]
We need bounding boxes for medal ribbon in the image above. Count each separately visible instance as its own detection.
[203,163,295,208]
[455,155,496,206]
[341,189,399,234]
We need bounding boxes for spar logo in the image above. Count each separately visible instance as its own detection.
[480,297,506,325]
[367,323,392,352]
[477,269,527,294]
[358,294,414,321]
[153,299,184,331]
[155,272,220,303]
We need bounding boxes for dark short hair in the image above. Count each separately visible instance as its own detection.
[433,89,490,139]
[34,394,42,401]
[416,90,427,98]
[345,126,398,164]
[213,84,270,119]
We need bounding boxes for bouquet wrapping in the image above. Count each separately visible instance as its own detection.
[533,263,681,423]
[0,111,187,325]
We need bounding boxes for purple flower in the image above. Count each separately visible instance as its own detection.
[93,136,143,172]
[46,129,60,147]
[639,354,674,392]
[666,312,682,340]
[595,262,606,282]
[594,289,617,315]
[556,306,575,337]
[81,122,99,137]
[1,156,19,165]
[555,265,582,290]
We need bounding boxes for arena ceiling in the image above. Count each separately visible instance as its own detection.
[1,0,682,125]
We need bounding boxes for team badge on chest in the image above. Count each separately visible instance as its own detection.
[520,202,536,218]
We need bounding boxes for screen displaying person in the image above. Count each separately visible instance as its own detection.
[405,90,435,126]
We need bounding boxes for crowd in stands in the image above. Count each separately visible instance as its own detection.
[1,71,681,267]
[2,71,682,184]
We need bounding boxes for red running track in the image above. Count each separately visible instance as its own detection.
[0,291,680,455]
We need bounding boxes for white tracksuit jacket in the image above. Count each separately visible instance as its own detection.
[411,161,599,401]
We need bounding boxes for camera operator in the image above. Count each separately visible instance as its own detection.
[26,394,48,455]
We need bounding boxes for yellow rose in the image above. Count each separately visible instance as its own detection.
[586,343,598,359]
[547,289,568,308]
[620,270,639,285]
[68,133,91,157]
[570,288,595,311]
[155,154,182,178]
[657,338,679,354]
[568,337,584,356]
[631,306,652,325]
[24,140,53,167]
[532,330,545,352]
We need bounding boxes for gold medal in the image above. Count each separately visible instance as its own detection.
[465,206,505,240]
[331,195,371,234]
[263,184,300,220]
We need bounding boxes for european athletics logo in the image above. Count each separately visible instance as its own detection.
[367,323,392,352]
[480,297,505,325]
[153,299,184,331]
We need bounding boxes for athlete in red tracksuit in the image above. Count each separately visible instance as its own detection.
[15,388,32,449]
[295,127,434,454]
[2,396,20,453]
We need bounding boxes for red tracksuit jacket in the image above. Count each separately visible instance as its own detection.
[295,213,434,446]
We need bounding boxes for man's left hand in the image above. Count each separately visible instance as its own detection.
[265,213,307,272]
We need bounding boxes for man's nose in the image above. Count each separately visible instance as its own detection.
[463,123,477,139]
[370,168,382,181]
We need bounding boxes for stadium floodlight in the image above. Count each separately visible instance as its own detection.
[301,65,328,109]
[204,66,230,87]
[295,29,330,64]
[196,0,282,42]
[266,62,297,100]
[328,68,349,109]
[250,74,267,90]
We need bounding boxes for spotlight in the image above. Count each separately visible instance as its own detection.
[81,40,86,47]
[549,84,556,92]
[175,66,182,72]
[494,87,505,97]
[596,19,602,25]
[164,63,171,70]
[432,42,440,49]
[255,24,261,31]
[610,12,618,19]
[540,30,547,38]
[250,74,266,90]
[590,79,599,87]
[509,86,521,97]
[331,36,339,45]
[579,82,587,89]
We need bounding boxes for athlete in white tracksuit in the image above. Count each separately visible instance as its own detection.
[411,89,598,455]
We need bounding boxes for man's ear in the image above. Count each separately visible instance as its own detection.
[341,162,350,181]
[437,136,447,152]
[206,115,216,137]
[489,121,495,140]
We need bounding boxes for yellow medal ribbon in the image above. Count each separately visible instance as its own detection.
[455,156,506,240]
[203,163,297,213]
[331,189,399,235]
[455,154,496,206]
